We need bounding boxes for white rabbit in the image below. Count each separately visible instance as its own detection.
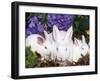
[51,25,73,61]
[26,31,52,59]
[72,35,90,62]
[48,25,90,62]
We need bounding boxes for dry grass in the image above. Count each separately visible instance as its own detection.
[36,53,89,67]
[26,47,89,68]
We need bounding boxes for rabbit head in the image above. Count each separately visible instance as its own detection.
[52,25,73,61]
[43,30,53,54]
[26,32,52,59]
[74,35,89,56]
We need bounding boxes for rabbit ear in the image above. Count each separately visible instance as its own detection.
[88,41,90,46]
[64,26,73,41]
[37,36,45,45]
[44,30,49,40]
[82,35,86,44]
[74,38,82,46]
[74,38,79,46]
[53,25,60,42]
[88,41,90,48]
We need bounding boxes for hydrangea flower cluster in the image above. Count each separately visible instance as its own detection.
[47,14,74,31]
[26,16,45,36]
[26,13,74,36]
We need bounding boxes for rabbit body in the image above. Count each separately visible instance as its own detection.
[26,34,52,59]
[50,25,89,62]
[50,25,73,61]
[72,36,90,62]
[26,25,89,63]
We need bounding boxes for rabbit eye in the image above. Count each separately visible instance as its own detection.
[56,47,58,51]
[66,48,67,51]
[82,47,84,50]
[45,46,47,49]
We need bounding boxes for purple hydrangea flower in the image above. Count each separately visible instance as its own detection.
[28,16,38,23]
[26,27,37,35]
[26,14,74,36]
[37,24,45,32]
[47,14,74,31]
[28,21,36,28]
[26,16,45,36]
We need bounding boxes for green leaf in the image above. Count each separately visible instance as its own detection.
[25,47,40,68]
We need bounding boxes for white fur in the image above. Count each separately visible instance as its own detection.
[50,25,89,62]
[72,35,90,62]
[26,32,52,59]
[51,25,73,61]
[26,25,90,62]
